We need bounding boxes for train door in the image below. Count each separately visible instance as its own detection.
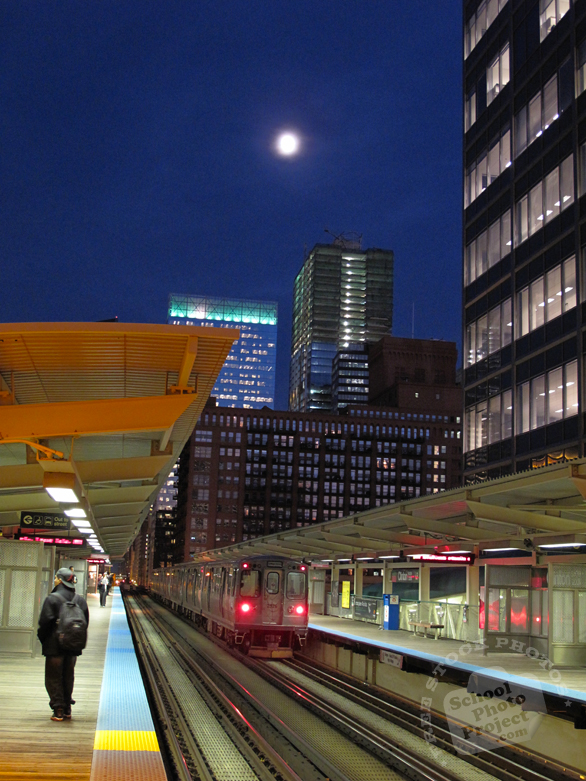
[219,568,227,617]
[263,567,283,625]
[204,567,212,612]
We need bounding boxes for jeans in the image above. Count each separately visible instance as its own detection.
[45,655,77,711]
[99,586,107,606]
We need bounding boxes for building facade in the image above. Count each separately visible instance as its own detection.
[174,385,462,559]
[168,294,277,409]
[463,0,584,483]
[289,238,394,413]
[331,344,370,409]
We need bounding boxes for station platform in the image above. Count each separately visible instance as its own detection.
[308,614,586,706]
[0,589,167,781]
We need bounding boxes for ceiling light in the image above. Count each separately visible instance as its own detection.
[482,547,521,552]
[539,542,586,549]
[72,520,91,528]
[43,472,81,504]
[64,507,86,518]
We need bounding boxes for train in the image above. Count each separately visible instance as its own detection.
[150,554,309,658]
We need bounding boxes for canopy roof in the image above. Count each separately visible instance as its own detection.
[193,459,586,564]
[0,322,238,557]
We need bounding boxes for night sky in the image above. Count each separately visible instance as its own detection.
[1,2,463,409]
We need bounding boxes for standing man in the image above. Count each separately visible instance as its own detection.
[98,572,109,606]
[37,567,89,721]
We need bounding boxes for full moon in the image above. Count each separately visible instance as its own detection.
[276,132,300,156]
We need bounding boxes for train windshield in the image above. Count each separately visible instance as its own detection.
[266,571,280,594]
[240,569,260,597]
[286,571,306,599]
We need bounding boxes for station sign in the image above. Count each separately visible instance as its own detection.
[380,649,403,669]
[20,511,70,531]
[354,597,378,620]
[409,553,473,564]
[19,535,84,546]
[391,568,419,582]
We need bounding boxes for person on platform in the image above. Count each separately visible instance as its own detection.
[37,568,89,722]
[108,572,115,594]
[98,573,109,606]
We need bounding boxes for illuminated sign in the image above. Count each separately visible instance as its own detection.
[19,535,84,546]
[20,511,70,531]
[391,568,419,582]
[409,554,472,563]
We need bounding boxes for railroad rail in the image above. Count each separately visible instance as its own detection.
[126,593,503,781]
[131,592,585,781]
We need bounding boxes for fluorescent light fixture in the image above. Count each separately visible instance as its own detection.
[539,542,586,549]
[356,557,374,561]
[380,555,400,559]
[78,528,93,534]
[64,507,87,518]
[43,472,81,504]
[72,520,91,528]
[482,547,521,552]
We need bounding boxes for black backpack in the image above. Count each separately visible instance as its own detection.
[55,593,88,653]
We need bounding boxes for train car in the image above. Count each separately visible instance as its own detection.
[151,554,308,658]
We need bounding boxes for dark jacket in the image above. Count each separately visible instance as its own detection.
[37,583,90,657]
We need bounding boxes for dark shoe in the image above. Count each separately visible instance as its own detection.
[51,708,64,721]
[63,709,72,720]
[69,700,75,705]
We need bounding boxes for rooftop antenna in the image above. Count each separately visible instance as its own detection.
[324,228,363,250]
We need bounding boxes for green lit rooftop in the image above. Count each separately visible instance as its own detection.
[168,294,278,326]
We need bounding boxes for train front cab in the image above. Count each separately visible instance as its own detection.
[231,559,308,658]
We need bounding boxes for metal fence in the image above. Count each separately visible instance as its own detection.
[324,594,480,643]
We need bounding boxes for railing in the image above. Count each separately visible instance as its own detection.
[323,595,480,643]
[401,600,480,643]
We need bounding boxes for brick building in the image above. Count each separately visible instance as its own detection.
[173,338,462,559]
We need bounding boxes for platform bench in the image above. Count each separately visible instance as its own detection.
[409,621,444,640]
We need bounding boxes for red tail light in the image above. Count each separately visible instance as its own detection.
[240,602,252,613]
[294,605,305,615]
[300,565,306,571]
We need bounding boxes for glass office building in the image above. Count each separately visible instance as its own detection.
[168,294,277,409]
[463,0,584,482]
[289,239,394,412]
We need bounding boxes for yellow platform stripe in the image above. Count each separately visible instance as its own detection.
[94,730,160,752]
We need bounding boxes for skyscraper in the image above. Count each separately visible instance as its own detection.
[289,237,394,412]
[463,0,582,483]
[168,294,277,409]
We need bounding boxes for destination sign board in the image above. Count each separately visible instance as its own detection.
[20,512,70,531]
[19,535,84,546]
[409,553,472,563]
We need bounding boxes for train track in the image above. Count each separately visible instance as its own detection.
[127,594,584,781]
[266,655,581,781]
[126,593,502,781]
